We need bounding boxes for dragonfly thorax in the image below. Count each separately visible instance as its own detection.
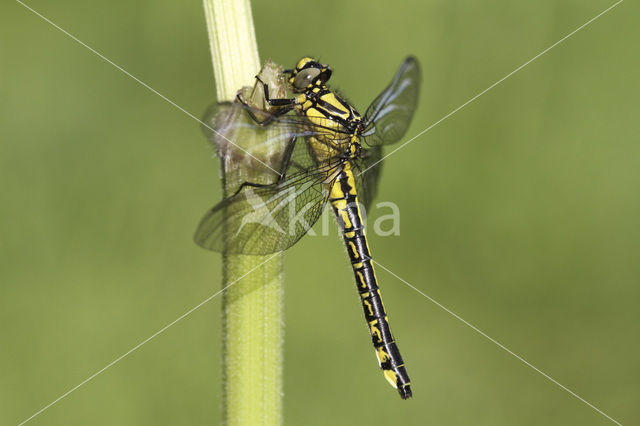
[285,57,365,139]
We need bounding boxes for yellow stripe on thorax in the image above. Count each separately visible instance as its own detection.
[319,92,350,119]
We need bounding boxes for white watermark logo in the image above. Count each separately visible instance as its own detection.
[239,185,401,238]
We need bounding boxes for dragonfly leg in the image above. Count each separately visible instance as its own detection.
[274,136,298,181]
[230,181,274,198]
[235,93,295,126]
[256,75,296,107]
[230,136,296,196]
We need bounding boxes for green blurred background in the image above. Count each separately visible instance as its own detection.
[1,0,638,424]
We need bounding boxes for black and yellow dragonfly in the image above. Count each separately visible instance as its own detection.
[196,57,420,399]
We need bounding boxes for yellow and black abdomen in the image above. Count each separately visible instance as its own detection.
[329,163,412,399]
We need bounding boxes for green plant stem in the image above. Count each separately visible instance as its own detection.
[202,1,283,425]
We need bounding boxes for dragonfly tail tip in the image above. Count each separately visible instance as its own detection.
[399,385,412,399]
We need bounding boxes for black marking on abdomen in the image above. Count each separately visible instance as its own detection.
[330,168,412,399]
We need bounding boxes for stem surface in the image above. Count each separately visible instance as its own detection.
[202,1,284,425]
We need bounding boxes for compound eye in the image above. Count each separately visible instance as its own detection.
[293,68,321,90]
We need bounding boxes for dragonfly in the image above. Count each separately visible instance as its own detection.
[196,56,421,399]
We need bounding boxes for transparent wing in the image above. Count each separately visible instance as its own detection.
[361,57,421,146]
[352,146,383,213]
[194,164,338,255]
[201,101,352,190]
[196,112,343,254]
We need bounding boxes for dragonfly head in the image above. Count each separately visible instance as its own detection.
[285,57,332,93]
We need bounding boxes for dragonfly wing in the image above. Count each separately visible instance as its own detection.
[197,99,352,255]
[201,102,302,189]
[361,57,421,147]
[353,145,383,213]
[195,137,340,255]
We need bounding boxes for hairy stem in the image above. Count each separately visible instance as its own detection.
[202,1,283,425]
